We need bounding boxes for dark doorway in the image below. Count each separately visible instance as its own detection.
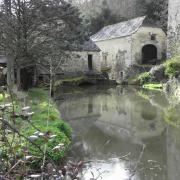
[20,67,34,90]
[88,55,93,70]
[0,63,6,86]
[142,44,157,64]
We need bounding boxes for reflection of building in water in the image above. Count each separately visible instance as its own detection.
[59,95,101,121]
[94,87,165,143]
[58,87,168,179]
[58,87,180,180]
[59,87,166,145]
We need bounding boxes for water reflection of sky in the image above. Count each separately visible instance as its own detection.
[82,158,135,180]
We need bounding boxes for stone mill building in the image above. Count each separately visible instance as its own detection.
[91,16,166,82]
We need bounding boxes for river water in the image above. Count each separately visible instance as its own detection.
[56,86,180,180]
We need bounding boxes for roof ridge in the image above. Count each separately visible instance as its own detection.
[102,16,146,30]
[91,16,146,42]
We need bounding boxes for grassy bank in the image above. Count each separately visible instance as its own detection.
[0,88,72,169]
[26,88,72,163]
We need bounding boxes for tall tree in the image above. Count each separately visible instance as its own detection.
[88,0,126,35]
[0,0,87,88]
[136,0,168,32]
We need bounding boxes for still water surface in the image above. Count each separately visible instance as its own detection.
[56,86,180,180]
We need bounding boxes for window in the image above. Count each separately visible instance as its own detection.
[103,52,108,66]
[120,71,124,79]
[150,34,156,40]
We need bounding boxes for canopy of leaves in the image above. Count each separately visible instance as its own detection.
[87,0,126,35]
[0,0,88,68]
[136,0,168,32]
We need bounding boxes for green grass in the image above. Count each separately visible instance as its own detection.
[0,88,72,166]
[164,56,180,78]
[24,88,72,163]
[143,83,163,91]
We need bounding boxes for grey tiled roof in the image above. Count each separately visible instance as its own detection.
[72,40,101,52]
[81,40,101,52]
[91,16,146,42]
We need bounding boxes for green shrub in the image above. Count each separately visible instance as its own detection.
[0,93,9,102]
[164,56,180,78]
[137,72,152,85]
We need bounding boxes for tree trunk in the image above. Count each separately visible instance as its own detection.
[33,66,37,86]
[17,67,21,90]
[7,56,15,90]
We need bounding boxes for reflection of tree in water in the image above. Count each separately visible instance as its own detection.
[102,96,109,112]
[140,101,157,120]
[164,104,180,128]
[88,98,93,114]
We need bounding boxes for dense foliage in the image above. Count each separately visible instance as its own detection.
[77,0,168,33]
[87,0,126,35]
[0,0,88,87]
[136,0,168,32]
[164,56,180,78]
[137,72,152,85]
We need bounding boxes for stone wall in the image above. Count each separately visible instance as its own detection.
[167,0,180,57]
[61,51,101,74]
[39,51,101,77]
[132,27,166,64]
[95,36,131,82]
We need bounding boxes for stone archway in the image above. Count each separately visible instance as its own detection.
[142,44,158,64]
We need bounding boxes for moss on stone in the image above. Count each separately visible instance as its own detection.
[143,83,163,90]
[54,76,87,88]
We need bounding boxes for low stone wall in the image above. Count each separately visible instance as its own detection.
[125,64,152,79]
